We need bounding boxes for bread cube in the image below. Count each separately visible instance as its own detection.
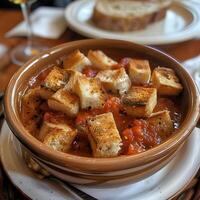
[87,50,117,70]
[128,59,151,85]
[151,67,183,96]
[74,76,106,109]
[147,110,173,138]
[87,112,122,157]
[43,67,68,91]
[21,87,54,134]
[21,88,43,134]
[96,67,131,95]
[39,112,74,141]
[64,70,82,93]
[63,50,91,72]
[48,89,79,118]
[43,128,77,152]
[122,86,157,117]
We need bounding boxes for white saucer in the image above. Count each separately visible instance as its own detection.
[65,0,200,45]
[1,121,200,200]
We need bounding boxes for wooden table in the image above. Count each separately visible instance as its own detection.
[0,9,200,200]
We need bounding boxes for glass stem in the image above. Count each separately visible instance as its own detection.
[21,2,33,52]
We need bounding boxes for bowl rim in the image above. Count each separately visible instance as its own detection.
[4,39,200,170]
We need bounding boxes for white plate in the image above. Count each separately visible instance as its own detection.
[65,0,200,45]
[1,122,200,200]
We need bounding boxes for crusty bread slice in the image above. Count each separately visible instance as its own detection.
[151,67,183,96]
[96,67,131,95]
[48,88,79,118]
[87,112,122,158]
[122,86,157,117]
[92,0,172,32]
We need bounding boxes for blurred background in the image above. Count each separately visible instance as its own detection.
[0,0,74,8]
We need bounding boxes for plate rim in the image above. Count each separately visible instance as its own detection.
[65,0,200,45]
[1,121,200,200]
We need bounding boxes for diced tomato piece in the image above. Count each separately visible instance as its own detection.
[104,97,121,112]
[132,119,143,126]
[75,112,91,126]
[82,67,97,78]
[131,119,146,142]
[104,97,127,129]
[132,126,143,141]
[121,128,134,155]
[122,128,134,143]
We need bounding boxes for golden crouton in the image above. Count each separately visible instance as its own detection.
[151,67,183,96]
[148,110,173,138]
[87,50,117,70]
[21,88,43,134]
[63,50,91,72]
[39,113,74,141]
[87,112,122,158]
[43,128,77,152]
[48,88,79,117]
[96,67,131,95]
[43,67,68,91]
[122,87,157,117]
[64,70,82,93]
[74,76,106,109]
[128,59,151,85]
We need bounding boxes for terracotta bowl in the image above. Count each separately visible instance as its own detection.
[4,39,200,185]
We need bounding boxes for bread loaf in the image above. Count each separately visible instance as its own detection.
[92,0,172,32]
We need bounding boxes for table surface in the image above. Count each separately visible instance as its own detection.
[0,9,200,200]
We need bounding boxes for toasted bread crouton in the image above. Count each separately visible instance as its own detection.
[87,50,117,70]
[74,76,106,109]
[128,59,151,85]
[148,110,173,138]
[64,70,82,93]
[21,88,43,134]
[96,67,131,95]
[87,112,122,157]
[43,128,77,152]
[122,87,157,117]
[48,88,79,117]
[92,0,172,32]
[63,50,91,72]
[151,67,183,96]
[39,112,74,141]
[43,67,68,91]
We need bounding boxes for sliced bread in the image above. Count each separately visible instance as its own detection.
[92,0,172,32]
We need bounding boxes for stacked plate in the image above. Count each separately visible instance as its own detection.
[1,122,200,199]
[65,0,200,45]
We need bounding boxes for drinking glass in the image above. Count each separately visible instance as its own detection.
[9,0,47,66]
